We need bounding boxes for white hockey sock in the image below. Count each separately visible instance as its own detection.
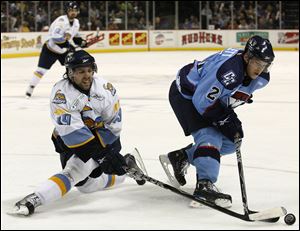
[29,67,48,87]
[34,173,73,205]
[76,174,126,193]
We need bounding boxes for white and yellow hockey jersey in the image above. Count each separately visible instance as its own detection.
[50,76,122,149]
[46,15,80,54]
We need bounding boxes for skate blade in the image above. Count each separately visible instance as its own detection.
[131,148,148,175]
[7,206,29,216]
[159,155,181,188]
[189,199,232,208]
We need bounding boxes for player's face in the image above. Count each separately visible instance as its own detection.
[246,56,269,79]
[72,66,94,91]
[67,9,79,20]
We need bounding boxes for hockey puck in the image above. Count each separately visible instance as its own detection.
[284,213,296,225]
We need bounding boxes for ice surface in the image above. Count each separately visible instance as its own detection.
[1,50,299,229]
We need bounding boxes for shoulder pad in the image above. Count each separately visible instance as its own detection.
[216,55,244,90]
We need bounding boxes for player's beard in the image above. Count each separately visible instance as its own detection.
[68,13,77,21]
[79,79,92,91]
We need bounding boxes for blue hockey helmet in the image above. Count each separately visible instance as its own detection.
[64,50,97,78]
[65,1,79,13]
[244,35,275,64]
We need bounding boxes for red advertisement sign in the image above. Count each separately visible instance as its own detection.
[109,33,120,46]
[278,32,299,44]
[135,32,147,45]
[122,33,133,45]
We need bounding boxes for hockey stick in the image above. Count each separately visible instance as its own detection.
[234,135,286,222]
[85,28,104,47]
[125,165,286,223]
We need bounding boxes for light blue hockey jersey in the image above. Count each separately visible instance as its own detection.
[176,48,270,118]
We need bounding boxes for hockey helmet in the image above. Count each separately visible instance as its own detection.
[65,1,79,13]
[244,35,275,65]
[64,50,97,78]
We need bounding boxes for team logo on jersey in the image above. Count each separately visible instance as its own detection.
[220,71,237,86]
[103,82,116,96]
[52,90,66,104]
[57,114,71,125]
[82,116,104,129]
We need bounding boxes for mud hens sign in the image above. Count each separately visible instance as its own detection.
[182,32,223,45]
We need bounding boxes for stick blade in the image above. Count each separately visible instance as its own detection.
[249,207,287,222]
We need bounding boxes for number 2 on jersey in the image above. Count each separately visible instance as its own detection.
[207,86,220,100]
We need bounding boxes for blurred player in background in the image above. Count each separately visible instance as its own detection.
[25,1,88,98]
[160,35,275,208]
[12,50,145,216]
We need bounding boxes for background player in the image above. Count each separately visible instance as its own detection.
[25,1,88,98]
[12,50,145,216]
[160,35,275,207]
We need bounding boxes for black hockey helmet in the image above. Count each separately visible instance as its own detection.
[64,50,97,78]
[244,35,275,64]
[65,1,79,13]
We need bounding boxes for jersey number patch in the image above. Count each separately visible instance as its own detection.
[207,86,220,100]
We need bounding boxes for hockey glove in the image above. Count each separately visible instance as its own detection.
[202,99,243,142]
[80,40,88,48]
[99,152,127,176]
[246,94,253,104]
[213,111,244,142]
[73,37,88,48]
[96,138,127,176]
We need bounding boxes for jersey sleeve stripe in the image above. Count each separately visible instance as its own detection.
[95,130,106,148]
[66,136,95,148]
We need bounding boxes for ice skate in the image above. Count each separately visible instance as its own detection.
[124,149,147,185]
[25,85,35,98]
[190,179,232,208]
[159,144,192,187]
[8,193,42,216]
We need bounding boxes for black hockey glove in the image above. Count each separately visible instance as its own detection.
[93,139,127,176]
[213,111,244,142]
[98,152,127,176]
[246,94,253,104]
[202,99,243,142]
[80,40,88,48]
[73,37,88,48]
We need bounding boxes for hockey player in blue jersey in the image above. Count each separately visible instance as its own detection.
[159,35,275,208]
[25,1,88,98]
[11,50,146,216]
